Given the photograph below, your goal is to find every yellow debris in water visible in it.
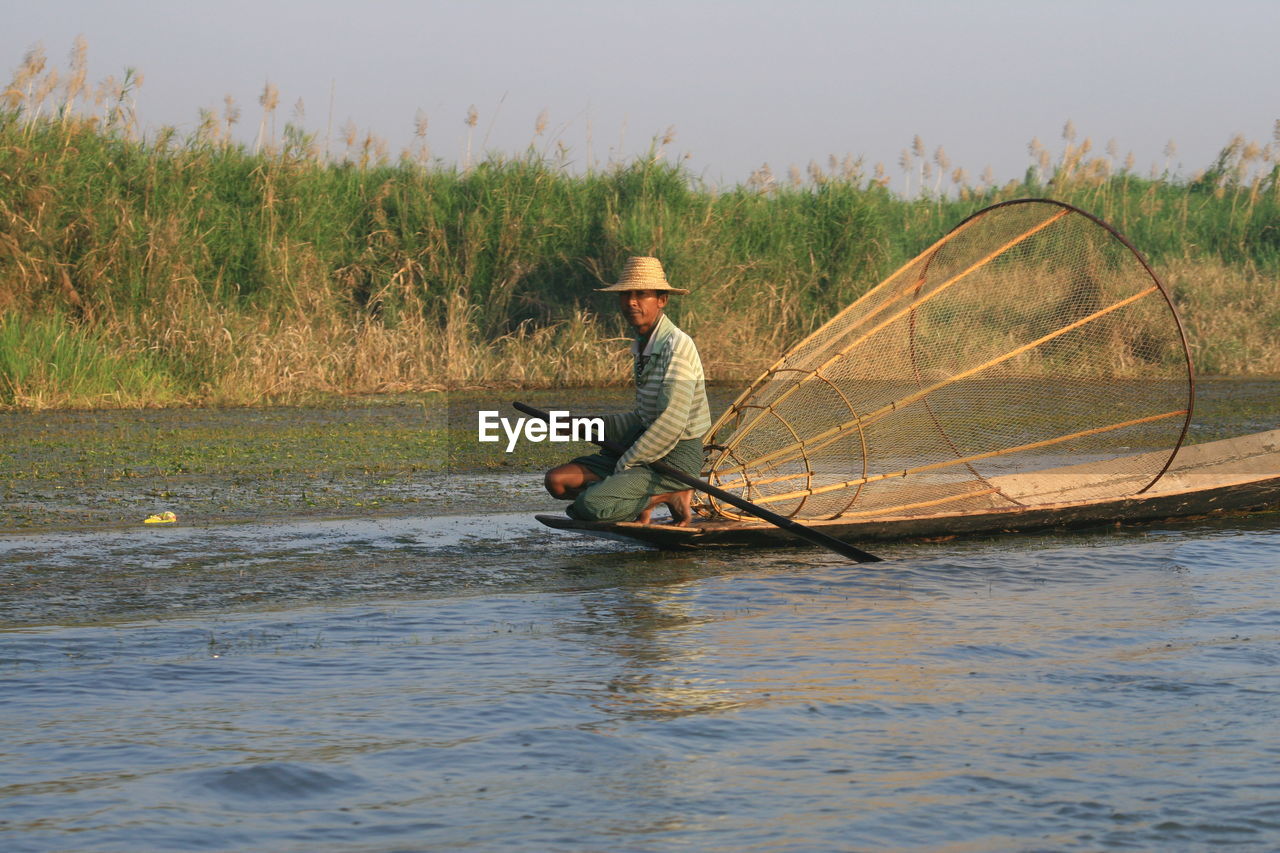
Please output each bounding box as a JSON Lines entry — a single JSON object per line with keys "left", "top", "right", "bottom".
{"left": 144, "top": 511, "right": 178, "bottom": 524}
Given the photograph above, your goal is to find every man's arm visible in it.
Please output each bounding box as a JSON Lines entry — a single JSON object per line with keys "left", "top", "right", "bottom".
{"left": 600, "top": 411, "right": 642, "bottom": 443}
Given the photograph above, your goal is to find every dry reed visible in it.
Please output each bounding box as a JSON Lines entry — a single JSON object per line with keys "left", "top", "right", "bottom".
{"left": 2, "top": 43, "right": 1278, "bottom": 409}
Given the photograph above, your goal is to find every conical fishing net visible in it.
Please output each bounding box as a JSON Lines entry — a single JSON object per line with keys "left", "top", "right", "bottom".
{"left": 701, "top": 199, "right": 1194, "bottom": 521}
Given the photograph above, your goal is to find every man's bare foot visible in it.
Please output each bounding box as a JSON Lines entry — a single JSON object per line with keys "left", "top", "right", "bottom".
{"left": 636, "top": 489, "right": 694, "bottom": 526}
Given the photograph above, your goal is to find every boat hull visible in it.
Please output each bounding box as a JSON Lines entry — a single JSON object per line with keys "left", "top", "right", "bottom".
{"left": 535, "top": 429, "right": 1280, "bottom": 550}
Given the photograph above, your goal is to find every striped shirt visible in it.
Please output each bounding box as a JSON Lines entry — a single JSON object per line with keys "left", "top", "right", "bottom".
{"left": 603, "top": 312, "right": 711, "bottom": 473}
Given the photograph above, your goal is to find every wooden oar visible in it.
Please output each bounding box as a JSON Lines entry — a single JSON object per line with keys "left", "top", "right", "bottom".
{"left": 514, "top": 401, "right": 882, "bottom": 563}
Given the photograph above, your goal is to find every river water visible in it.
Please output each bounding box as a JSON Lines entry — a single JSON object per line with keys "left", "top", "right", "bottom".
{"left": 3, "top": 381, "right": 1280, "bottom": 851}
{"left": 2, "top": 379, "right": 1280, "bottom": 850}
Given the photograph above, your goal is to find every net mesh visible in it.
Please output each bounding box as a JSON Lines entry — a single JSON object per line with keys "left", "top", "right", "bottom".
{"left": 700, "top": 199, "right": 1194, "bottom": 521}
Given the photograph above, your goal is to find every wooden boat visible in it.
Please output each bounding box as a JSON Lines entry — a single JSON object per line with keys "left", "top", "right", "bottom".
{"left": 536, "top": 429, "right": 1280, "bottom": 550}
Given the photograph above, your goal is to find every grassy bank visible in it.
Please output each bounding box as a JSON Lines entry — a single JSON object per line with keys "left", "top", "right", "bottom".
{"left": 2, "top": 50, "right": 1279, "bottom": 408}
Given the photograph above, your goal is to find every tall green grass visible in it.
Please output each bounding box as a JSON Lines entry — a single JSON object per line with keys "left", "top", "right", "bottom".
{"left": 0, "top": 312, "right": 179, "bottom": 407}
{"left": 2, "top": 45, "right": 1278, "bottom": 408}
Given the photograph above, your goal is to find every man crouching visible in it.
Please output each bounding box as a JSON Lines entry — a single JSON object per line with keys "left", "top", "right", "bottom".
{"left": 543, "top": 256, "right": 711, "bottom": 525}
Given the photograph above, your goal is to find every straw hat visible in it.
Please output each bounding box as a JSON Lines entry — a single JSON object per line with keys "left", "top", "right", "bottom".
{"left": 595, "top": 256, "right": 689, "bottom": 294}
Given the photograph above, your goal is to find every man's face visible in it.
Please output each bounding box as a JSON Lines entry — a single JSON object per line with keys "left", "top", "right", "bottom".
{"left": 618, "top": 289, "right": 668, "bottom": 336}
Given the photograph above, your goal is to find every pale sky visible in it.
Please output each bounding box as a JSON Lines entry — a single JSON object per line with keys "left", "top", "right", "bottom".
{"left": 5, "top": 0, "right": 1278, "bottom": 189}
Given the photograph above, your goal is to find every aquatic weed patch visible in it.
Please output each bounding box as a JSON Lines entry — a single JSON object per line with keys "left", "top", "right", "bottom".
{"left": 0, "top": 389, "right": 625, "bottom": 532}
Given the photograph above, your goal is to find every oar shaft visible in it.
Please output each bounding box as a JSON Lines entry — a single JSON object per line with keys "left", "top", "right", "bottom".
{"left": 514, "top": 401, "right": 881, "bottom": 563}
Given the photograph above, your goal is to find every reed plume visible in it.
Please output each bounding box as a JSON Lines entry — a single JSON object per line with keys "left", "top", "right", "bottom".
{"left": 2, "top": 40, "right": 1278, "bottom": 408}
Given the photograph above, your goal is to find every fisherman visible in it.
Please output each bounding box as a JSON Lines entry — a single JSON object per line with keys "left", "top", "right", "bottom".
{"left": 543, "top": 256, "right": 711, "bottom": 525}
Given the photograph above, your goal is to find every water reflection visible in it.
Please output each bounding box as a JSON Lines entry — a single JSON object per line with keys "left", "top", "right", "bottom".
{"left": 4, "top": 513, "right": 1278, "bottom": 850}
{"left": 572, "top": 579, "right": 751, "bottom": 720}
{"left": 563, "top": 533, "right": 1220, "bottom": 732}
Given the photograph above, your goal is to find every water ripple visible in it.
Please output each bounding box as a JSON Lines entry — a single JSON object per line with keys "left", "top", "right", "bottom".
{"left": 3, "top": 518, "right": 1279, "bottom": 851}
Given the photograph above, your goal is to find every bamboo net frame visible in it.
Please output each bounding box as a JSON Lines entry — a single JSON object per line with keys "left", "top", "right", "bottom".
{"left": 699, "top": 199, "right": 1195, "bottom": 522}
